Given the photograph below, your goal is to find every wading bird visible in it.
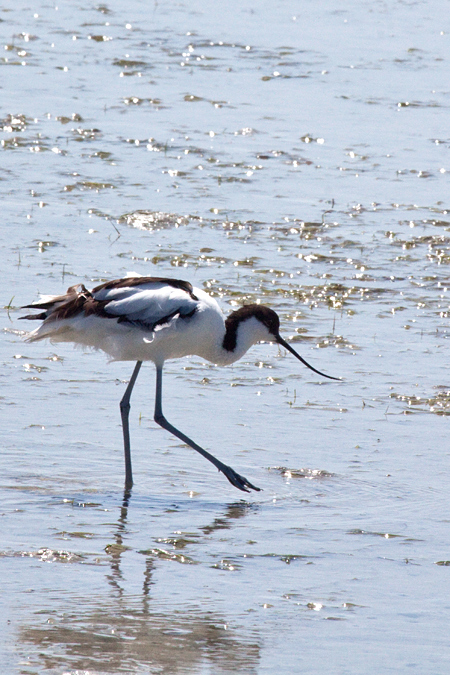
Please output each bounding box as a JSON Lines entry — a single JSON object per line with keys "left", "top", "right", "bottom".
{"left": 21, "top": 276, "right": 338, "bottom": 492}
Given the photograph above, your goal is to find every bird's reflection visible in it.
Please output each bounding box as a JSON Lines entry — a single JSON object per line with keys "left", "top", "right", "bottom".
{"left": 202, "top": 501, "right": 260, "bottom": 535}
{"left": 18, "top": 489, "right": 260, "bottom": 673}
{"left": 105, "top": 488, "right": 138, "bottom": 598}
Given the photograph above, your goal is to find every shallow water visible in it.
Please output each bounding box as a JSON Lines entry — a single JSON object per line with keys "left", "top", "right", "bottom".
{"left": 2, "top": 0, "right": 450, "bottom": 673}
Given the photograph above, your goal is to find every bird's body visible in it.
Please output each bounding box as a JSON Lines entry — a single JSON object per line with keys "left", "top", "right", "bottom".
{"left": 21, "top": 275, "right": 338, "bottom": 493}
{"left": 22, "top": 277, "right": 275, "bottom": 366}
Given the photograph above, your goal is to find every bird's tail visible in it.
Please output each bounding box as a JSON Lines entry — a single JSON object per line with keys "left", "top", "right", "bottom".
{"left": 19, "top": 284, "right": 91, "bottom": 342}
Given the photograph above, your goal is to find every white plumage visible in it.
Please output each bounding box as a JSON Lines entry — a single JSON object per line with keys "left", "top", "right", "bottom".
{"left": 21, "top": 276, "right": 338, "bottom": 493}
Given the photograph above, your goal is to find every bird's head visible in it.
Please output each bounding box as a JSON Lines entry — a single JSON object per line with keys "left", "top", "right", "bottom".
{"left": 225, "top": 304, "right": 339, "bottom": 380}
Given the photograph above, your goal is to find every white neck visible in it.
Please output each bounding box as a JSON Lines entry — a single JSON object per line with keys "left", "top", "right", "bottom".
{"left": 200, "top": 316, "right": 274, "bottom": 366}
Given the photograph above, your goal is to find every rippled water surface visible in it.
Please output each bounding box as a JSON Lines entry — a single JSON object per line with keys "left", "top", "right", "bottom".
{"left": 2, "top": 1, "right": 450, "bottom": 673}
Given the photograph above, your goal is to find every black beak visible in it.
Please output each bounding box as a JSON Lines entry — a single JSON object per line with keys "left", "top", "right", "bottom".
{"left": 276, "top": 335, "right": 340, "bottom": 381}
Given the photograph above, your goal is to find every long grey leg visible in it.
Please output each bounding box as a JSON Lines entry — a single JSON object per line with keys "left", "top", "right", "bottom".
{"left": 153, "top": 365, "right": 260, "bottom": 493}
{"left": 120, "top": 360, "right": 142, "bottom": 490}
